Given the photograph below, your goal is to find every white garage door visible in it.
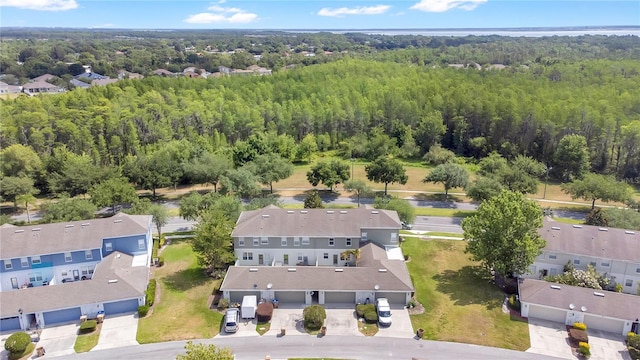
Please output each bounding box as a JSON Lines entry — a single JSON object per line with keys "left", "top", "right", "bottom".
{"left": 584, "top": 314, "right": 624, "bottom": 334}
{"left": 528, "top": 305, "right": 566, "bottom": 323}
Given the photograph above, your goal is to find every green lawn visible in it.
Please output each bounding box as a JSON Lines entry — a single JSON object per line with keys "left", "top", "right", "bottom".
{"left": 74, "top": 327, "right": 100, "bottom": 353}
{"left": 137, "top": 240, "right": 223, "bottom": 343}
{"left": 414, "top": 207, "right": 476, "bottom": 218}
{"left": 403, "top": 238, "right": 530, "bottom": 351}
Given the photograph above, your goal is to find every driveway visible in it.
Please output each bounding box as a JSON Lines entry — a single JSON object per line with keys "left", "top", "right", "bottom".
{"left": 36, "top": 322, "right": 79, "bottom": 358}
{"left": 92, "top": 313, "right": 139, "bottom": 350}
{"left": 376, "top": 305, "right": 414, "bottom": 338}
{"left": 527, "top": 318, "right": 631, "bottom": 360}
{"left": 263, "top": 304, "right": 361, "bottom": 337}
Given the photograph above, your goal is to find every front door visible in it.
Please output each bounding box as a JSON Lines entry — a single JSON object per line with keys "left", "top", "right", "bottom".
{"left": 73, "top": 270, "right": 80, "bottom": 281}
{"left": 283, "top": 254, "right": 289, "bottom": 265}
{"left": 333, "top": 254, "right": 338, "bottom": 265}
{"left": 258, "top": 254, "right": 264, "bottom": 265}
{"left": 11, "top": 277, "right": 18, "bottom": 289}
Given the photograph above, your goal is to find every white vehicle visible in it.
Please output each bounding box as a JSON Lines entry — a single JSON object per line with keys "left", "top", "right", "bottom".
{"left": 376, "top": 297, "right": 392, "bottom": 326}
{"left": 224, "top": 308, "right": 240, "bottom": 333}
{"left": 401, "top": 222, "right": 413, "bottom": 230}
{"left": 241, "top": 295, "right": 257, "bottom": 319}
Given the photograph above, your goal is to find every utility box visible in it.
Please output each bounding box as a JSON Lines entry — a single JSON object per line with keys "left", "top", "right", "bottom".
{"left": 241, "top": 295, "right": 257, "bottom": 319}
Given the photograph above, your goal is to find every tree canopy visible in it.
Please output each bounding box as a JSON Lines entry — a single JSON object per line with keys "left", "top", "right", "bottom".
{"left": 365, "top": 156, "right": 408, "bottom": 196}
{"left": 561, "top": 173, "right": 632, "bottom": 209}
{"left": 422, "top": 162, "right": 469, "bottom": 201}
{"left": 306, "top": 159, "right": 350, "bottom": 192}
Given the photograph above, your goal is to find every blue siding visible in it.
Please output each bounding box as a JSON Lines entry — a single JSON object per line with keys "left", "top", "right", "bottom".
{"left": 43, "top": 307, "right": 81, "bottom": 325}
{"left": 0, "top": 317, "right": 20, "bottom": 332}
{"left": 104, "top": 299, "right": 139, "bottom": 315}
{"left": 1, "top": 249, "right": 101, "bottom": 274}
{"left": 0, "top": 258, "right": 22, "bottom": 273}
{"left": 103, "top": 234, "right": 147, "bottom": 256}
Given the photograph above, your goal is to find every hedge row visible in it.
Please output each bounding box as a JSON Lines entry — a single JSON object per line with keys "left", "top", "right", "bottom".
{"left": 146, "top": 279, "right": 157, "bottom": 307}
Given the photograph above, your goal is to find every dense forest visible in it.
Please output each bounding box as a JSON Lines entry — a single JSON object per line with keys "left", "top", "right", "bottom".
{"left": 1, "top": 32, "right": 640, "bottom": 206}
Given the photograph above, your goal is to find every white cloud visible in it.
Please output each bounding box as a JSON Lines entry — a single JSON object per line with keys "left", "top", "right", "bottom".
{"left": 0, "top": 0, "right": 78, "bottom": 11}
{"left": 318, "top": 5, "right": 391, "bottom": 17}
{"left": 410, "top": 0, "right": 487, "bottom": 12}
{"left": 185, "top": 7, "right": 258, "bottom": 24}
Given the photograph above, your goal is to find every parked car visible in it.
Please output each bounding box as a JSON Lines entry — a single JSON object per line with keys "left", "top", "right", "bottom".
{"left": 401, "top": 222, "right": 413, "bottom": 230}
{"left": 376, "top": 298, "right": 392, "bottom": 326}
{"left": 224, "top": 308, "right": 240, "bottom": 333}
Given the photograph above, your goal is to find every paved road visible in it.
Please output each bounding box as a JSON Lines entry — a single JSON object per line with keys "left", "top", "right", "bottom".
{"left": 60, "top": 334, "right": 563, "bottom": 360}
{"left": 412, "top": 216, "right": 464, "bottom": 234}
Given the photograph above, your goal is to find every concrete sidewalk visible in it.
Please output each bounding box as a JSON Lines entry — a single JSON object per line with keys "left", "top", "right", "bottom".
{"left": 93, "top": 313, "right": 139, "bottom": 350}
{"left": 36, "top": 322, "right": 79, "bottom": 358}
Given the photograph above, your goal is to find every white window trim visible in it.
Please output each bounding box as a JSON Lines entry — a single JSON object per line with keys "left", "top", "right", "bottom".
{"left": 85, "top": 250, "right": 93, "bottom": 260}
{"left": 302, "top": 237, "right": 310, "bottom": 245}
{"left": 64, "top": 252, "right": 72, "bottom": 262}
{"left": 600, "top": 261, "right": 610, "bottom": 267}
{"left": 21, "top": 257, "right": 29, "bottom": 267}
{"left": 281, "top": 239, "right": 287, "bottom": 246}
{"left": 4, "top": 261, "right": 12, "bottom": 270}
{"left": 548, "top": 254, "right": 557, "bottom": 260}
{"left": 573, "top": 259, "right": 580, "bottom": 265}
{"left": 328, "top": 238, "right": 334, "bottom": 246}
{"left": 105, "top": 242, "right": 113, "bottom": 252}
{"left": 346, "top": 238, "right": 352, "bottom": 246}
{"left": 242, "top": 252, "right": 253, "bottom": 261}
{"left": 323, "top": 253, "right": 329, "bottom": 259}
{"left": 31, "top": 256, "right": 41, "bottom": 265}
{"left": 238, "top": 239, "right": 245, "bottom": 247}
{"left": 294, "top": 238, "right": 300, "bottom": 246}
{"left": 261, "top": 237, "right": 269, "bottom": 245}
{"left": 625, "top": 279, "right": 633, "bottom": 287}
{"left": 253, "top": 238, "right": 259, "bottom": 246}
{"left": 138, "top": 239, "right": 145, "bottom": 250}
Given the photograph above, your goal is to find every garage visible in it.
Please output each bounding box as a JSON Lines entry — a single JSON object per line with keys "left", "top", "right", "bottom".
{"left": 230, "top": 291, "right": 261, "bottom": 303}
{"left": 584, "top": 314, "right": 625, "bottom": 334}
{"left": 104, "top": 299, "right": 139, "bottom": 315}
{"left": 0, "top": 317, "right": 20, "bottom": 332}
{"left": 527, "top": 305, "right": 567, "bottom": 323}
{"left": 275, "top": 291, "right": 305, "bottom": 304}
{"left": 375, "top": 292, "right": 407, "bottom": 305}
{"left": 43, "top": 307, "right": 81, "bottom": 326}
{"left": 324, "top": 291, "right": 355, "bottom": 304}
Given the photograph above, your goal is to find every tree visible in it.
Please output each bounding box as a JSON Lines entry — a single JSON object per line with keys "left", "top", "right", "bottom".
{"left": 48, "top": 153, "right": 114, "bottom": 197}
{"left": 422, "top": 162, "right": 469, "bottom": 201}
{"left": 585, "top": 207, "right": 608, "bottom": 227}
{"left": 89, "top": 177, "right": 138, "bottom": 214}
{"left": 176, "top": 341, "right": 233, "bottom": 360}
{"left": 296, "top": 134, "right": 318, "bottom": 163}
{"left": 462, "top": 190, "right": 545, "bottom": 277}
{"left": 561, "top": 173, "right": 632, "bottom": 209}
{"left": 414, "top": 111, "right": 446, "bottom": 154}
{"left": 16, "top": 193, "right": 37, "bottom": 224}
{"left": 149, "top": 204, "right": 169, "bottom": 238}
{"left": 191, "top": 209, "right": 235, "bottom": 272}
{"left": 247, "top": 153, "right": 294, "bottom": 193}
{"left": 303, "top": 190, "right": 324, "bottom": 208}
{"left": 219, "top": 168, "right": 261, "bottom": 198}
{"left": 306, "top": 159, "right": 350, "bottom": 192}
{"left": 125, "top": 153, "right": 173, "bottom": 198}
{"left": 365, "top": 157, "right": 408, "bottom": 196}
{"left": 465, "top": 177, "right": 503, "bottom": 203}
{"left": 554, "top": 134, "right": 591, "bottom": 181}
{"left": 604, "top": 208, "right": 640, "bottom": 230}
{"left": 0, "top": 144, "right": 42, "bottom": 178}
{"left": 183, "top": 152, "right": 232, "bottom": 192}
{"left": 373, "top": 196, "right": 415, "bottom": 224}
{"left": 344, "top": 179, "right": 372, "bottom": 207}
{"left": 41, "top": 198, "right": 97, "bottom": 223}
{"left": 179, "top": 192, "right": 242, "bottom": 222}
{"left": 0, "top": 176, "right": 39, "bottom": 207}
{"left": 423, "top": 144, "right": 455, "bottom": 165}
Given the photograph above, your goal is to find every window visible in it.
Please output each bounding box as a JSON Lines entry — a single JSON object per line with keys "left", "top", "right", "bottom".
{"left": 361, "top": 232, "right": 367, "bottom": 241}
{"left": 294, "top": 238, "right": 300, "bottom": 246}
{"left": 324, "top": 253, "right": 329, "bottom": 259}
{"left": 281, "top": 238, "right": 287, "bottom": 246}
{"left": 626, "top": 279, "right": 633, "bottom": 287}
{"left": 548, "top": 254, "right": 557, "bottom": 260}
{"left": 391, "top": 233, "right": 397, "bottom": 243}
{"left": 589, "top": 261, "right": 596, "bottom": 267}
{"left": 253, "top": 237, "right": 259, "bottom": 246}
{"left": 600, "top": 261, "right": 610, "bottom": 267}
{"left": 636, "top": 267, "right": 640, "bottom": 274}
{"left": 21, "top": 258, "right": 28, "bottom": 267}
{"left": 242, "top": 252, "right": 253, "bottom": 261}
{"left": 31, "top": 256, "right": 41, "bottom": 265}
{"left": 297, "top": 254, "right": 303, "bottom": 261}
{"left": 573, "top": 259, "right": 580, "bottom": 265}
{"left": 105, "top": 242, "right": 113, "bottom": 252}
{"left": 138, "top": 239, "right": 145, "bottom": 250}
{"left": 329, "top": 238, "right": 334, "bottom": 246}
{"left": 302, "top": 237, "right": 310, "bottom": 245}
{"left": 61, "top": 271, "right": 68, "bottom": 276}
{"left": 28, "top": 272, "right": 43, "bottom": 282}
{"left": 64, "top": 252, "right": 72, "bottom": 262}
{"left": 283, "top": 254, "right": 289, "bottom": 265}
{"left": 81, "top": 266, "right": 94, "bottom": 276}
{"left": 261, "top": 237, "right": 269, "bottom": 245}
{"left": 4, "top": 261, "right": 12, "bottom": 270}
{"left": 346, "top": 238, "right": 352, "bottom": 246}
{"left": 238, "top": 238, "right": 245, "bottom": 247}
{"left": 85, "top": 250, "right": 93, "bottom": 260}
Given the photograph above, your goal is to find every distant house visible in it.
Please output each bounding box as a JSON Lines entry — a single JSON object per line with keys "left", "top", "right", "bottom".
{"left": 519, "top": 278, "right": 640, "bottom": 335}
{"left": 69, "top": 79, "right": 91, "bottom": 89}
{"left": 22, "top": 81, "right": 64, "bottom": 95}
{"left": 30, "top": 74, "right": 55, "bottom": 83}
{"left": 117, "top": 70, "right": 143, "bottom": 80}
{"left": 75, "top": 72, "right": 108, "bottom": 81}
{"left": 486, "top": 64, "right": 506, "bottom": 70}
{"left": 0, "top": 81, "right": 21, "bottom": 95}
{"left": 91, "top": 79, "right": 118, "bottom": 87}
{"left": 218, "top": 66, "right": 232, "bottom": 75}
{"left": 152, "top": 69, "right": 176, "bottom": 77}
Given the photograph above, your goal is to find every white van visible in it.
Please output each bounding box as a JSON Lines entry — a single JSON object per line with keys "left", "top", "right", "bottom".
{"left": 376, "top": 298, "right": 392, "bottom": 326}
{"left": 224, "top": 308, "right": 240, "bottom": 333}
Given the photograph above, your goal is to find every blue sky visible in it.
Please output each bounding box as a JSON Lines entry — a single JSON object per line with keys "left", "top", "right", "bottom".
{"left": 0, "top": 0, "right": 638, "bottom": 29}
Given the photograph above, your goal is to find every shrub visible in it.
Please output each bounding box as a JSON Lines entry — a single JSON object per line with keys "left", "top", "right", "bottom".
{"left": 217, "top": 298, "right": 229, "bottom": 310}
{"left": 578, "top": 346, "right": 591, "bottom": 357}
{"left": 508, "top": 294, "right": 521, "bottom": 311}
{"left": 303, "top": 305, "right": 326, "bottom": 331}
{"left": 573, "top": 322, "right": 587, "bottom": 331}
{"left": 138, "top": 305, "right": 149, "bottom": 317}
{"left": 256, "top": 302, "right": 273, "bottom": 323}
{"left": 79, "top": 320, "right": 97, "bottom": 334}
{"left": 4, "top": 332, "right": 30, "bottom": 355}
{"left": 356, "top": 303, "right": 375, "bottom": 318}
{"left": 628, "top": 332, "right": 637, "bottom": 340}
{"left": 146, "top": 279, "right": 157, "bottom": 306}
{"left": 579, "top": 341, "right": 590, "bottom": 350}
{"left": 629, "top": 335, "right": 640, "bottom": 360}
{"left": 158, "top": 256, "right": 165, "bottom": 267}
{"left": 364, "top": 310, "right": 378, "bottom": 324}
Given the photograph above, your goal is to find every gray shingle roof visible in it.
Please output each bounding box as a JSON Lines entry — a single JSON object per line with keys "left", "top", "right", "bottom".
{"left": 0, "top": 213, "right": 151, "bottom": 259}
{"left": 0, "top": 251, "right": 148, "bottom": 318}
{"left": 519, "top": 278, "right": 640, "bottom": 321}
{"left": 232, "top": 206, "right": 401, "bottom": 238}
{"left": 539, "top": 220, "right": 640, "bottom": 262}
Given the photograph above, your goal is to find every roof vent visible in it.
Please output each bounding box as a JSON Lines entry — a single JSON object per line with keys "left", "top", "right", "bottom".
{"left": 114, "top": 219, "right": 122, "bottom": 223}
{"left": 334, "top": 268, "right": 344, "bottom": 272}
{"left": 371, "top": 210, "right": 379, "bottom": 214}
{"left": 287, "top": 268, "right": 296, "bottom": 272}
{"left": 287, "top": 210, "right": 294, "bottom": 214}
{"left": 550, "top": 285, "right": 561, "bottom": 290}
{"left": 108, "top": 279, "right": 118, "bottom": 284}
{"left": 551, "top": 226, "right": 561, "bottom": 230}
{"left": 300, "top": 210, "right": 308, "bottom": 214}
{"left": 326, "top": 210, "right": 334, "bottom": 214}
{"left": 593, "top": 292, "right": 605, "bottom": 297}
{"left": 116, "top": 254, "right": 121, "bottom": 258}
{"left": 625, "top": 230, "right": 635, "bottom": 235}
{"left": 65, "top": 224, "right": 74, "bottom": 228}
{"left": 14, "top": 229, "right": 24, "bottom": 233}
{"left": 339, "top": 210, "right": 348, "bottom": 214}
{"left": 598, "top": 227, "right": 608, "bottom": 231}
{"left": 378, "top": 269, "right": 388, "bottom": 273}
{"left": 572, "top": 225, "right": 582, "bottom": 228}
{"left": 262, "top": 214, "right": 269, "bottom": 218}
{"left": 249, "top": 268, "right": 258, "bottom": 272}
{"left": 81, "top": 223, "right": 90, "bottom": 227}
{"left": 31, "top": 228, "right": 41, "bottom": 231}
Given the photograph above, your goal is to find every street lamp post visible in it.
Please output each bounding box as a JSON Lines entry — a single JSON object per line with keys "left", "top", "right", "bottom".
{"left": 543, "top": 166, "right": 552, "bottom": 199}
{"left": 350, "top": 158, "right": 355, "bottom": 179}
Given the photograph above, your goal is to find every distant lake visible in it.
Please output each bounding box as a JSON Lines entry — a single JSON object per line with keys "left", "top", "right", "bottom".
{"left": 286, "top": 28, "right": 639, "bottom": 37}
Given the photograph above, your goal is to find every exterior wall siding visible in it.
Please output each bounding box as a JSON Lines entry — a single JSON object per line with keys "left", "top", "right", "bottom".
{"left": 234, "top": 249, "right": 346, "bottom": 267}
{"left": 102, "top": 234, "right": 147, "bottom": 257}
{"left": 361, "top": 228, "right": 398, "bottom": 246}
{"left": 234, "top": 236, "right": 359, "bottom": 250}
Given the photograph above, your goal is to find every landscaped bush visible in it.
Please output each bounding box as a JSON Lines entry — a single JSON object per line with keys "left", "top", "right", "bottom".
{"left": 4, "top": 332, "right": 30, "bottom": 355}
{"left": 364, "top": 310, "right": 378, "bottom": 324}
{"left": 628, "top": 334, "right": 640, "bottom": 360}
{"left": 256, "top": 302, "right": 273, "bottom": 323}
{"left": 573, "top": 322, "right": 588, "bottom": 331}
{"left": 578, "top": 342, "right": 591, "bottom": 357}
{"left": 146, "top": 279, "right": 157, "bottom": 306}
{"left": 303, "top": 305, "right": 326, "bottom": 331}
{"left": 217, "top": 298, "right": 229, "bottom": 310}
{"left": 356, "top": 303, "right": 375, "bottom": 318}
{"left": 79, "top": 320, "right": 97, "bottom": 334}
{"left": 628, "top": 332, "right": 636, "bottom": 340}
{"left": 158, "top": 256, "right": 165, "bottom": 267}
{"left": 138, "top": 305, "right": 149, "bottom": 317}
{"left": 508, "top": 294, "right": 521, "bottom": 311}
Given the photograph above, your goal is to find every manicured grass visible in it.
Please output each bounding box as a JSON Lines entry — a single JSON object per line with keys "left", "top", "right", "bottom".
{"left": 136, "top": 240, "right": 223, "bottom": 343}
{"left": 74, "top": 325, "right": 101, "bottom": 353}
{"left": 8, "top": 343, "right": 35, "bottom": 360}
{"left": 403, "top": 238, "right": 530, "bottom": 351}
{"left": 424, "top": 232, "right": 464, "bottom": 238}
{"left": 358, "top": 320, "right": 379, "bottom": 336}
{"left": 414, "top": 207, "right": 476, "bottom": 218}
{"left": 553, "top": 217, "right": 585, "bottom": 225}
{"left": 256, "top": 322, "right": 271, "bottom": 336}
